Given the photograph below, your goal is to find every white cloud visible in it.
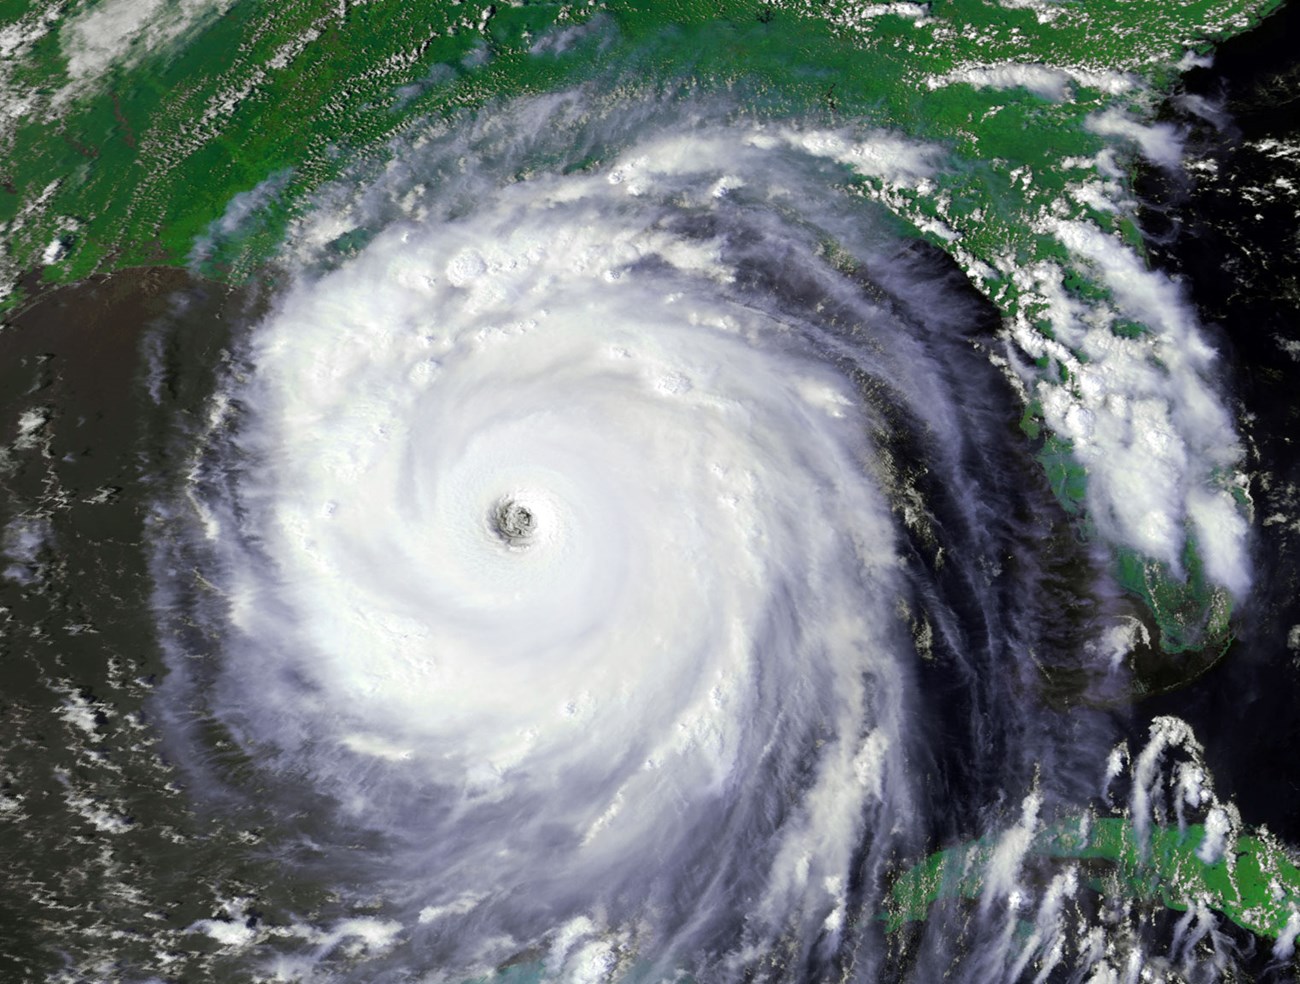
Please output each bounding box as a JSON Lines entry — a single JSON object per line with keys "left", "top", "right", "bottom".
{"left": 1087, "top": 109, "right": 1185, "bottom": 169}
{"left": 929, "top": 63, "right": 1136, "bottom": 102}
{"left": 1020, "top": 219, "right": 1249, "bottom": 596}
{"left": 60, "top": 0, "right": 234, "bottom": 90}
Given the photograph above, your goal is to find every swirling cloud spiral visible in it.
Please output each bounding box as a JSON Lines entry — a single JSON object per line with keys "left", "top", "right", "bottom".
{"left": 159, "top": 96, "right": 1139, "bottom": 981}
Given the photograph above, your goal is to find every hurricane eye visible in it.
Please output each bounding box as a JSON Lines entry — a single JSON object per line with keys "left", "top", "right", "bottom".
{"left": 492, "top": 498, "right": 537, "bottom": 546}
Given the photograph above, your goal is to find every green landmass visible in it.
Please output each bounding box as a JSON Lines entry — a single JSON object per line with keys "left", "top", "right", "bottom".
{"left": 887, "top": 816, "right": 1300, "bottom": 943}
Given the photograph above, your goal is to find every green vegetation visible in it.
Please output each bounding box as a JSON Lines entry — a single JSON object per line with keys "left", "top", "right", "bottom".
{"left": 0, "top": 0, "right": 1283, "bottom": 294}
{"left": 886, "top": 817, "right": 1300, "bottom": 942}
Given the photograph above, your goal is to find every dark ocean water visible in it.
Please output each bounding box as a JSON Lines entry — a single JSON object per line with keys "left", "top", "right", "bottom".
{"left": 1135, "top": 0, "right": 1300, "bottom": 848}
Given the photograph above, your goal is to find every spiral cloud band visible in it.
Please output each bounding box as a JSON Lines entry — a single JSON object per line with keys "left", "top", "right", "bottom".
{"left": 157, "top": 94, "right": 1250, "bottom": 981}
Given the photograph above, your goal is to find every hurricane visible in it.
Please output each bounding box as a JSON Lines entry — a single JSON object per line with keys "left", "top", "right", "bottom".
{"left": 2, "top": 2, "right": 1298, "bottom": 983}
{"left": 163, "top": 99, "right": 942, "bottom": 982}
{"left": 133, "top": 88, "right": 1252, "bottom": 982}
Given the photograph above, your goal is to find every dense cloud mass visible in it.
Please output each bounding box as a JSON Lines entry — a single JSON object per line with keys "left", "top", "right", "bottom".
{"left": 146, "top": 94, "right": 1256, "bottom": 981}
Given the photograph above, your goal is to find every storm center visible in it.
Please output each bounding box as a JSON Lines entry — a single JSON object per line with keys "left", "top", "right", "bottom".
{"left": 492, "top": 496, "right": 539, "bottom": 547}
